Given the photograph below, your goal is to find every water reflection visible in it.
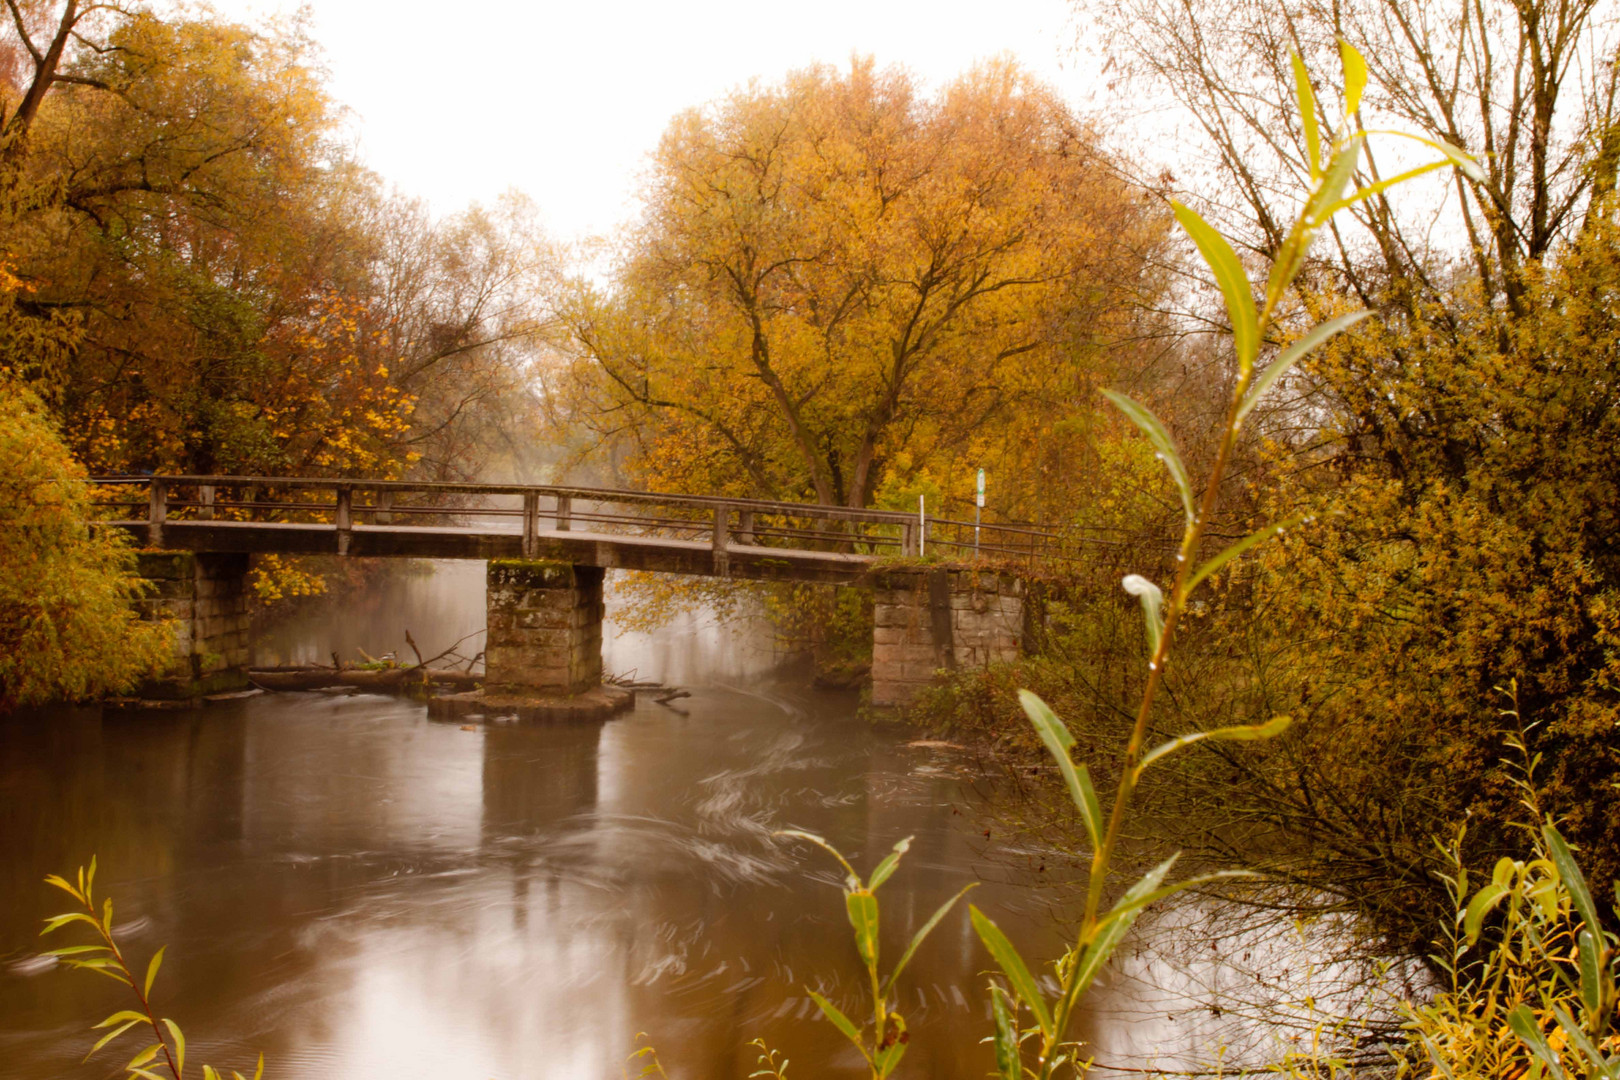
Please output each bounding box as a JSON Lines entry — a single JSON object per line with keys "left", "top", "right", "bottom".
{"left": 0, "top": 686, "right": 1081, "bottom": 1079}
{"left": 0, "top": 549, "right": 1394, "bottom": 1078}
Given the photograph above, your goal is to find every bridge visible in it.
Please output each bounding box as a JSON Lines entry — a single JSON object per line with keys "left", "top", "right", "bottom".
{"left": 96, "top": 476, "right": 1061, "bottom": 713}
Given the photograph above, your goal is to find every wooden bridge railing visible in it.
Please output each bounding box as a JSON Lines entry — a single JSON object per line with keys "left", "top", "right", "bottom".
{"left": 91, "top": 475, "right": 1076, "bottom": 567}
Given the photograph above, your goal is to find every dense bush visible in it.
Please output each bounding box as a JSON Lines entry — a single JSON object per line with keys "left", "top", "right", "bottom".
{"left": 0, "top": 370, "right": 167, "bottom": 710}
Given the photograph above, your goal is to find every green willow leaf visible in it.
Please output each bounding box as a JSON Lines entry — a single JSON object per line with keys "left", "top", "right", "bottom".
{"left": 126, "top": 1043, "right": 163, "bottom": 1073}
{"left": 1544, "top": 824, "right": 1601, "bottom": 934}
{"left": 774, "top": 829, "right": 860, "bottom": 888}
{"left": 1236, "top": 311, "right": 1370, "bottom": 425}
{"left": 1094, "top": 869, "right": 1258, "bottom": 941}
{"left": 847, "top": 891, "right": 880, "bottom": 968}
{"left": 970, "top": 905, "right": 1052, "bottom": 1037}
{"left": 43, "top": 944, "right": 109, "bottom": 958}
{"left": 1100, "top": 390, "right": 1194, "bottom": 523}
{"left": 83, "top": 1019, "right": 141, "bottom": 1062}
{"left": 94, "top": 1010, "right": 150, "bottom": 1029}
{"left": 1339, "top": 39, "right": 1367, "bottom": 116}
{"left": 1419, "top": 1032, "right": 1460, "bottom": 1080}
{"left": 1508, "top": 1004, "right": 1568, "bottom": 1079}
{"left": 1305, "top": 138, "right": 1364, "bottom": 226}
{"left": 144, "top": 945, "right": 166, "bottom": 998}
{"left": 1315, "top": 159, "right": 1454, "bottom": 221}
{"left": 808, "top": 990, "right": 864, "bottom": 1051}
{"left": 77, "top": 963, "right": 134, "bottom": 986}
{"left": 1578, "top": 928, "right": 1603, "bottom": 1015}
{"left": 1019, "top": 691, "right": 1103, "bottom": 851}
{"left": 1187, "top": 517, "right": 1303, "bottom": 593}
{"left": 882, "top": 883, "right": 977, "bottom": 998}
{"left": 1463, "top": 883, "right": 1510, "bottom": 945}
{"left": 1552, "top": 1005, "right": 1607, "bottom": 1066}
{"left": 1292, "top": 52, "right": 1321, "bottom": 178}
{"left": 162, "top": 1018, "right": 185, "bottom": 1076}
{"left": 1068, "top": 859, "right": 1180, "bottom": 1003}
{"left": 40, "top": 912, "right": 98, "bottom": 935}
{"left": 868, "top": 837, "right": 912, "bottom": 892}
{"left": 1365, "top": 129, "right": 1485, "bottom": 181}
{"left": 43, "top": 873, "right": 82, "bottom": 901}
{"left": 1139, "top": 716, "right": 1292, "bottom": 773}
{"left": 1122, "top": 574, "right": 1165, "bottom": 655}
{"left": 875, "top": 1017, "right": 909, "bottom": 1078}
{"left": 1171, "top": 202, "right": 1259, "bottom": 371}
{"left": 990, "top": 984, "right": 1020, "bottom": 1080}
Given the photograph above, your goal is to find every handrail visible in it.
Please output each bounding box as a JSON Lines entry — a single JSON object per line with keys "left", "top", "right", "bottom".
{"left": 90, "top": 474, "right": 921, "bottom": 524}
{"left": 90, "top": 474, "right": 1100, "bottom": 565}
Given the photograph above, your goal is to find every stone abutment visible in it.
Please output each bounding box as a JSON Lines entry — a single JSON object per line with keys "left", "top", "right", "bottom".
{"left": 135, "top": 551, "right": 252, "bottom": 700}
{"left": 870, "top": 567, "right": 1025, "bottom": 709}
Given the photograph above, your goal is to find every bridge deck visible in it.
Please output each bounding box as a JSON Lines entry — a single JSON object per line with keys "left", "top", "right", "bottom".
{"left": 112, "top": 520, "right": 876, "bottom": 584}
{"left": 95, "top": 475, "right": 1067, "bottom": 584}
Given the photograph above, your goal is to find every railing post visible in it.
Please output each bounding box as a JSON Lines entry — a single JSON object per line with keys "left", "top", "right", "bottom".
{"left": 523, "top": 491, "right": 539, "bottom": 557}
{"left": 376, "top": 490, "right": 393, "bottom": 525}
{"left": 737, "top": 509, "right": 755, "bottom": 545}
{"left": 336, "top": 486, "right": 352, "bottom": 556}
{"left": 902, "top": 521, "right": 916, "bottom": 558}
{"left": 555, "top": 494, "right": 571, "bottom": 532}
{"left": 712, "top": 503, "right": 731, "bottom": 577}
{"left": 712, "top": 504, "right": 731, "bottom": 550}
{"left": 200, "top": 484, "right": 215, "bottom": 521}
{"left": 148, "top": 477, "right": 167, "bottom": 548}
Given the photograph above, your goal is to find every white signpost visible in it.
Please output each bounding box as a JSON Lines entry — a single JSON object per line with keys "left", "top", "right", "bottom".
{"left": 975, "top": 468, "right": 985, "bottom": 558}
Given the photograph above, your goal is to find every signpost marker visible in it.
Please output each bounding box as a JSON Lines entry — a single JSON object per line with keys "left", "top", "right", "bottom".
{"left": 975, "top": 469, "right": 985, "bottom": 559}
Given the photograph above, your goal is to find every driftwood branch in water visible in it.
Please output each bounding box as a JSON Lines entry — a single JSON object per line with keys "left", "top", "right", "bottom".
{"left": 251, "top": 628, "right": 489, "bottom": 693}
{"left": 248, "top": 667, "right": 481, "bottom": 692}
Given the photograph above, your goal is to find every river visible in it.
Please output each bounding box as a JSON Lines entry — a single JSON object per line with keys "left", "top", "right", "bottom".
{"left": 0, "top": 563, "right": 1380, "bottom": 1078}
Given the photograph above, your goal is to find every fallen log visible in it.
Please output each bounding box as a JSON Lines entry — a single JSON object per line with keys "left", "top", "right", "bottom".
{"left": 248, "top": 667, "right": 481, "bottom": 692}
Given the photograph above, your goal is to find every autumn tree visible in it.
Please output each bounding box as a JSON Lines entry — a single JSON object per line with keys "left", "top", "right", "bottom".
{"left": 0, "top": 362, "right": 167, "bottom": 710}
{"left": 0, "top": 3, "right": 556, "bottom": 481}
{"left": 1046, "top": 0, "right": 1620, "bottom": 960}
{"left": 561, "top": 58, "right": 1170, "bottom": 516}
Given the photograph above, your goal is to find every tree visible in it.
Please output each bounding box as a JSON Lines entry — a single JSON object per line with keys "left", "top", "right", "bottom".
{"left": 1, "top": 3, "right": 557, "bottom": 481}
{"left": 0, "top": 361, "right": 167, "bottom": 710}
{"left": 562, "top": 57, "right": 1170, "bottom": 513}
{"left": 1090, "top": 0, "right": 1620, "bottom": 311}
{"left": 1068, "top": 0, "right": 1620, "bottom": 961}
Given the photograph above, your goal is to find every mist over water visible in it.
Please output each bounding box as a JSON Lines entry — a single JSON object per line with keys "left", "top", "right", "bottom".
{"left": 255, "top": 561, "right": 784, "bottom": 686}
{"left": 0, "top": 562, "right": 1379, "bottom": 1078}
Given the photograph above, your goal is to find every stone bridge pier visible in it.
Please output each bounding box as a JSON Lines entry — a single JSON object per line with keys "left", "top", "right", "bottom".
{"left": 484, "top": 560, "right": 604, "bottom": 694}
{"left": 429, "top": 559, "right": 632, "bottom": 722}
{"left": 124, "top": 547, "right": 1026, "bottom": 716}
{"left": 870, "top": 567, "right": 1026, "bottom": 709}
{"left": 135, "top": 552, "right": 252, "bottom": 700}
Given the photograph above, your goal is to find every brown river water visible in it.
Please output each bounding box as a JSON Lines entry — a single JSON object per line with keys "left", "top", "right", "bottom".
{"left": 0, "top": 564, "right": 1374, "bottom": 1079}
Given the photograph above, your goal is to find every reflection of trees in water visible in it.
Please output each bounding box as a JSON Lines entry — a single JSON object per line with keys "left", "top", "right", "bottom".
{"left": 0, "top": 708, "right": 249, "bottom": 932}
{"left": 1073, "top": 899, "right": 1425, "bottom": 1074}
{"left": 956, "top": 757, "right": 1424, "bottom": 1074}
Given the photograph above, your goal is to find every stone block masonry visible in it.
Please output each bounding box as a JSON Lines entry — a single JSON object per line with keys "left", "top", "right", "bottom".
{"left": 870, "top": 567, "right": 1025, "bottom": 709}
{"left": 135, "top": 552, "right": 251, "bottom": 699}
{"left": 485, "top": 560, "right": 605, "bottom": 695}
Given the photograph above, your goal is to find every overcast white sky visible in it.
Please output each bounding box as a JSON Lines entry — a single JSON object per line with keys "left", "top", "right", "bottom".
{"left": 212, "top": 0, "right": 1095, "bottom": 243}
